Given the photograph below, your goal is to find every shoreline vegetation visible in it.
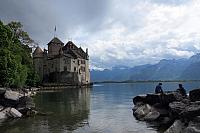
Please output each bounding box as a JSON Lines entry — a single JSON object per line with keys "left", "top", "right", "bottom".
{"left": 93, "top": 79, "right": 200, "bottom": 84}
{"left": 0, "top": 21, "right": 40, "bottom": 89}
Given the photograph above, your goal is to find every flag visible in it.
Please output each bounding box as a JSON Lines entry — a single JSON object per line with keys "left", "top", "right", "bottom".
{"left": 54, "top": 26, "right": 56, "bottom": 32}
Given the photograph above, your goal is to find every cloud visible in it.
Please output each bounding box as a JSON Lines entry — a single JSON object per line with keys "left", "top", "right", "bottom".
{"left": 1, "top": 0, "right": 200, "bottom": 69}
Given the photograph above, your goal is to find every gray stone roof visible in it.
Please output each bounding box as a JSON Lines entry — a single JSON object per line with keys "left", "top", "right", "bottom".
{"left": 33, "top": 46, "right": 44, "bottom": 57}
{"left": 33, "top": 46, "right": 43, "bottom": 54}
{"left": 47, "top": 37, "right": 64, "bottom": 45}
{"left": 62, "top": 41, "right": 87, "bottom": 59}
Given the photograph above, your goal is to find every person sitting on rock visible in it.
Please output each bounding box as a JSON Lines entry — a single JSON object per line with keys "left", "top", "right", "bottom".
{"left": 177, "top": 84, "right": 186, "bottom": 97}
{"left": 155, "top": 83, "right": 164, "bottom": 94}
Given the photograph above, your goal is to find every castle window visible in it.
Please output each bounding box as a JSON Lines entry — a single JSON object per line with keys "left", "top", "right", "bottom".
{"left": 79, "top": 69, "right": 81, "bottom": 74}
{"left": 81, "top": 60, "right": 85, "bottom": 64}
{"left": 74, "top": 67, "right": 76, "bottom": 72}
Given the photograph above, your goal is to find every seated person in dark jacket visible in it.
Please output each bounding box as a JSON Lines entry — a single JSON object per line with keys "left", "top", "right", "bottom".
{"left": 177, "top": 84, "right": 186, "bottom": 97}
{"left": 155, "top": 83, "right": 163, "bottom": 94}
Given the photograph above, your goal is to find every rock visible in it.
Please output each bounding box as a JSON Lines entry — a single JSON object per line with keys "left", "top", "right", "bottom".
{"left": 190, "top": 89, "right": 200, "bottom": 102}
{"left": 134, "top": 104, "right": 151, "bottom": 119}
{"left": 4, "top": 90, "right": 20, "bottom": 101}
{"left": 133, "top": 95, "right": 146, "bottom": 105}
{"left": 0, "top": 106, "right": 3, "bottom": 111}
{"left": 26, "top": 109, "right": 38, "bottom": 117}
{"left": 169, "top": 101, "right": 200, "bottom": 120}
{"left": 145, "top": 92, "right": 182, "bottom": 106}
{"left": 153, "top": 107, "right": 169, "bottom": 117}
{"left": 0, "top": 112, "right": 7, "bottom": 119}
{"left": 169, "top": 101, "right": 188, "bottom": 117}
{"left": 0, "top": 109, "right": 7, "bottom": 119}
{"left": 18, "top": 96, "right": 35, "bottom": 109}
{"left": 0, "top": 88, "right": 6, "bottom": 96}
{"left": 132, "top": 102, "right": 144, "bottom": 112}
{"left": 164, "top": 120, "right": 185, "bottom": 133}
{"left": 183, "top": 118, "right": 200, "bottom": 133}
{"left": 1, "top": 107, "right": 11, "bottom": 117}
{"left": 9, "top": 108, "right": 22, "bottom": 118}
{"left": 161, "top": 117, "right": 172, "bottom": 125}
{"left": 146, "top": 94, "right": 160, "bottom": 105}
{"left": 180, "top": 101, "right": 200, "bottom": 119}
{"left": 16, "top": 96, "right": 35, "bottom": 115}
{"left": 183, "top": 127, "right": 200, "bottom": 133}
{"left": 144, "top": 111, "right": 160, "bottom": 121}
{"left": 0, "top": 107, "right": 22, "bottom": 118}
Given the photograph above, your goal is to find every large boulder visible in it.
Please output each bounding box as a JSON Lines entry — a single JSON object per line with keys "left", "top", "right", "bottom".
{"left": 190, "top": 89, "right": 200, "bottom": 102}
{"left": 134, "top": 104, "right": 151, "bottom": 120}
{"left": 183, "top": 116, "right": 200, "bottom": 133}
{"left": 0, "top": 109, "right": 8, "bottom": 119}
{"left": 140, "top": 92, "right": 183, "bottom": 106}
{"left": 180, "top": 101, "right": 200, "bottom": 119}
{"left": 133, "top": 95, "right": 146, "bottom": 105}
{"left": 143, "top": 111, "right": 160, "bottom": 121}
{"left": 17, "top": 96, "right": 35, "bottom": 115}
{"left": 152, "top": 105, "right": 169, "bottom": 117}
{"left": 4, "top": 90, "right": 20, "bottom": 101}
{"left": 169, "top": 101, "right": 200, "bottom": 119}
{"left": 169, "top": 101, "right": 188, "bottom": 117}
{"left": 146, "top": 94, "right": 160, "bottom": 105}
{"left": 164, "top": 120, "right": 185, "bottom": 133}
{"left": 17, "top": 96, "right": 35, "bottom": 109}
{"left": 9, "top": 108, "right": 22, "bottom": 118}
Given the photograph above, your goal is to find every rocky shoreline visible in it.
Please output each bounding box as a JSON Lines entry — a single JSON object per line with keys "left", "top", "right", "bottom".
{"left": 132, "top": 89, "right": 200, "bottom": 133}
{"left": 0, "top": 88, "right": 38, "bottom": 119}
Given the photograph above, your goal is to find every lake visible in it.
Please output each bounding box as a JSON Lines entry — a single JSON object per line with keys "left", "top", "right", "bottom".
{"left": 1, "top": 82, "right": 200, "bottom": 133}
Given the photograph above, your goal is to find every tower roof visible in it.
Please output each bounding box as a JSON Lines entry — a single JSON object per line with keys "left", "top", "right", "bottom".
{"left": 62, "top": 41, "right": 78, "bottom": 50}
{"left": 47, "top": 37, "right": 64, "bottom": 45}
{"left": 33, "top": 46, "right": 44, "bottom": 58}
{"left": 33, "top": 46, "right": 43, "bottom": 54}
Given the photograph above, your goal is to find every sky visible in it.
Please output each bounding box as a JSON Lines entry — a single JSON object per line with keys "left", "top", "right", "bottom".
{"left": 1, "top": 0, "right": 200, "bottom": 70}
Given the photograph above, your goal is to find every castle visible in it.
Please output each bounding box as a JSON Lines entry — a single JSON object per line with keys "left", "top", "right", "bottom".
{"left": 33, "top": 37, "right": 90, "bottom": 85}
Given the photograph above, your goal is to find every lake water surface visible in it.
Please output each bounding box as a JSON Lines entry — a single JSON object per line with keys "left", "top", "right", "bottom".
{"left": 1, "top": 82, "right": 200, "bottom": 133}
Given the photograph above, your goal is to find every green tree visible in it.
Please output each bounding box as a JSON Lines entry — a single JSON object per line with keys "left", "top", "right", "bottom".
{"left": 7, "top": 21, "right": 34, "bottom": 45}
{"left": 0, "top": 20, "right": 39, "bottom": 88}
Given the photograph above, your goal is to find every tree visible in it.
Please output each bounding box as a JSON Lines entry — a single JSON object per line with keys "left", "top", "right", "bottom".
{"left": 0, "top": 20, "right": 39, "bottom": 88}
{"left": 7, "top": 21, "right": 34, "bottom": 45}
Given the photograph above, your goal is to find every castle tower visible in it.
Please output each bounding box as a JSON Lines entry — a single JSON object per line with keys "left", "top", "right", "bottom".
{"left": 33, "top": 46, "right": 44, "bottom": 81}
{"left": 85, "top": 48, "right": 90, "bottom": 83}
{"left": 47, "top": 37, "right": 64, "bottom": 58}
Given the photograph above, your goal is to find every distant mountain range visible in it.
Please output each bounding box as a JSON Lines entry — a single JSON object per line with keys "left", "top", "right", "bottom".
{"left": 91, "top": 53, "right": 200, "bottom": 82}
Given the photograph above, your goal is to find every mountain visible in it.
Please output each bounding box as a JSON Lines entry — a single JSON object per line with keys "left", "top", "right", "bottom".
{"left": 130, "top": 59, "right": 189, "bottom": 80}
{"left": 91, "top": 53, "right": 200, "bottom": 82}
{"left": 180, "top": 54, "right": 200, "bottom": 80}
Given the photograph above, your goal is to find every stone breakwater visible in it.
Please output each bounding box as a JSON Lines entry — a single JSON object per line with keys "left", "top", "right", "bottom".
{"left": 0, "top": 88, "right": 38, "bottom": 119}
{"left": 132, "top": 89, "right": 200, "bottom": 133}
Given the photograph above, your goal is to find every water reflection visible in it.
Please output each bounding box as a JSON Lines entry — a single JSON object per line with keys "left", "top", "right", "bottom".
{"left": 1, "top": 82, "right": 200, "bottom": 133}
{"left": 0, "top": 87, "right": 90, "bottom": 133}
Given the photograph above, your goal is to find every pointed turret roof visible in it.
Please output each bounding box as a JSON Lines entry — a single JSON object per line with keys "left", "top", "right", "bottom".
{"left": 47, "top": 37, "right": 64, "bottom": 45}
{"left": 33, "top": 46, "right": 44, "bottom": 58}
{"left": 33, "top": 46, "right": 43, "bottom": 54}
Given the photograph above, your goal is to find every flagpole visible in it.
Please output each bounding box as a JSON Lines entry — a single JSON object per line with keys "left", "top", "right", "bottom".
{"left": 54, "top": 26, "right": 56, "bottom": 37}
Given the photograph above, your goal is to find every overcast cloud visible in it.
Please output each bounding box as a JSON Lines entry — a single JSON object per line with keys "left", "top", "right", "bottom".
{"left": 1, "top": 0, "right": 200, "bottom": 69}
